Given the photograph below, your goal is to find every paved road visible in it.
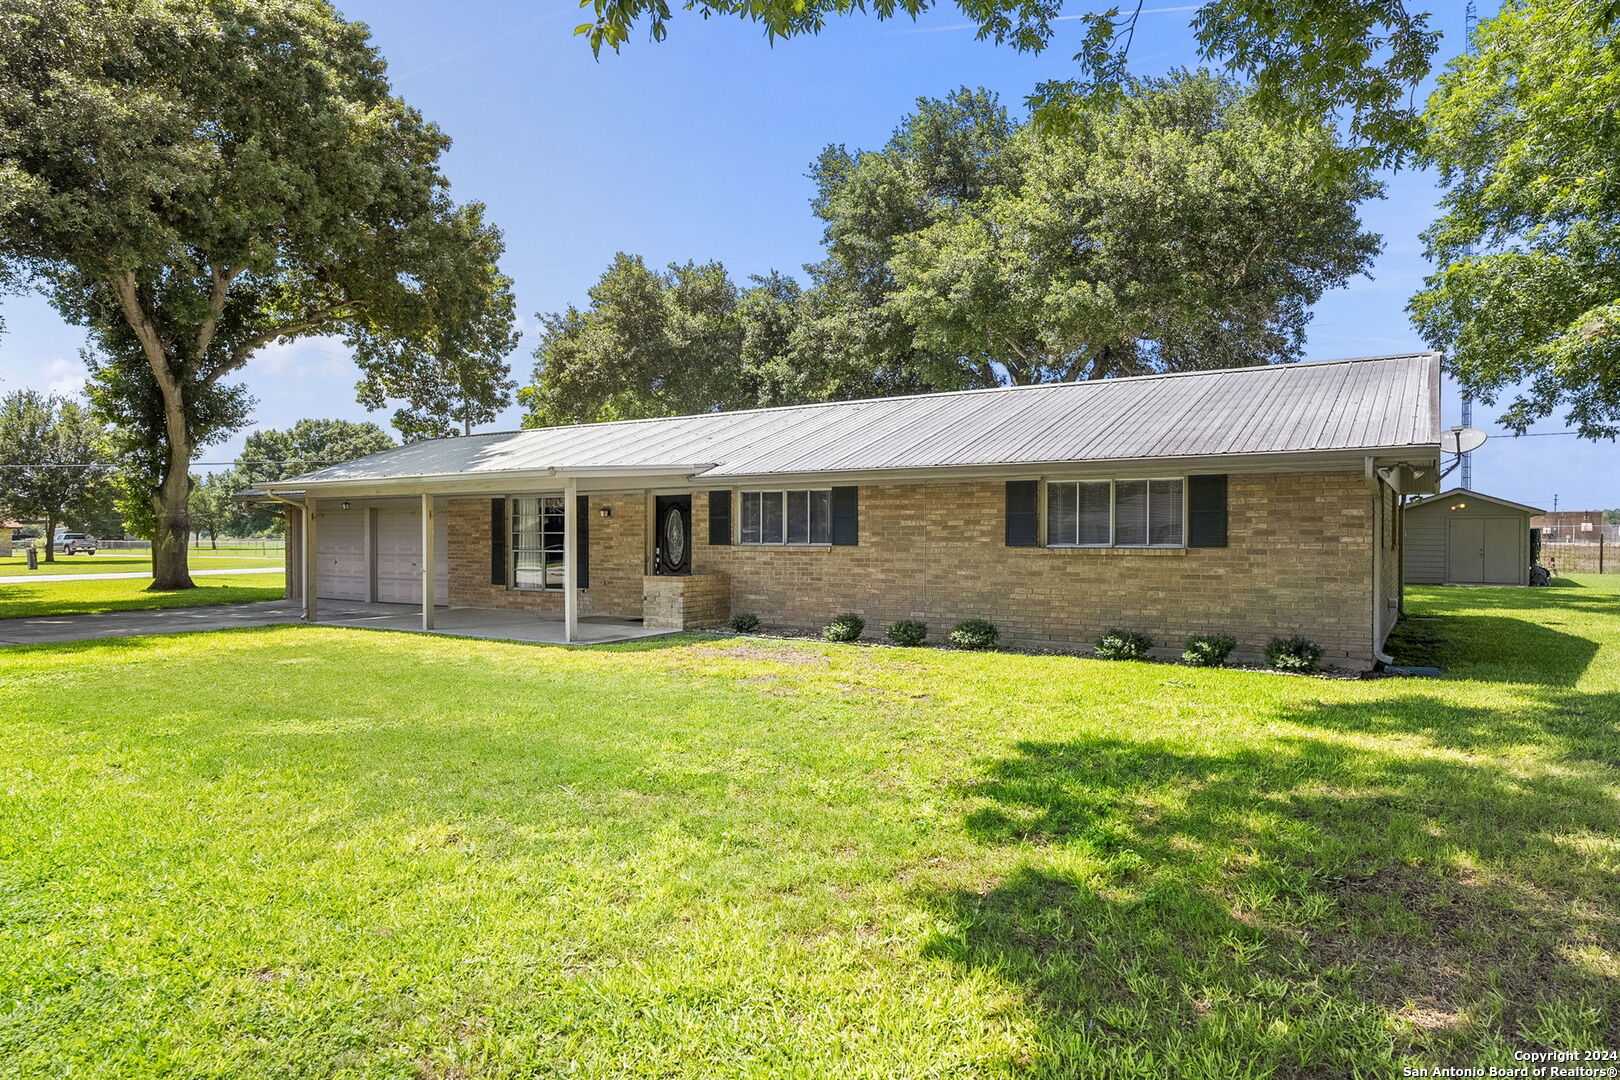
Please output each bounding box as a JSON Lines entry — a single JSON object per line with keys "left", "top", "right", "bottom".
{"left": 1, "top": 566, "right": 279, "bottom": 583}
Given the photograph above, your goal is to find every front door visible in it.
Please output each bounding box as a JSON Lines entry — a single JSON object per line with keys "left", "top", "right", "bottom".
{"left": 654, "top": 495, "right": 692, "bottom": 576}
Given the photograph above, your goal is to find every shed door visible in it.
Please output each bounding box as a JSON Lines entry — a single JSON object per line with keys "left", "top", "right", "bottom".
{"left": 375, "top": 509, "right": 449, "bottom": 605}
{"left": 1482, "top": 517, "right": 1522, "bottom": 584}
{"left": 316, "top": 510, "right": 367, "bottom": 601}
{"left": 1447, "top": 517, "right": 1520, "bottom": 585}
{"left": 1447, "top": 519, "right": 1484, "bottom": 583}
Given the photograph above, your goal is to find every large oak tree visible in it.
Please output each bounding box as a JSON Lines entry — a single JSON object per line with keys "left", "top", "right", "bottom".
{"left": 0, "top": 0, "right": 518, "bottom": 588}
{"left": 811, "top": 76, "right": 1381, "bottom": 388}
{"left": 1409, "top": 0, "right": 1620, "bottom": 440}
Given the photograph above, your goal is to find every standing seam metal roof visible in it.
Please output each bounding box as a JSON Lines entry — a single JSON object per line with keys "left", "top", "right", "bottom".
{"left": 284, "top": 353, "right": 1442, "bottom": 484}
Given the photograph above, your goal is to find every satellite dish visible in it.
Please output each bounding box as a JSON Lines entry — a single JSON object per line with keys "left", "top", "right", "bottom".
{"left": 1441, "top": 426, "right": 1487, "bottom": 455}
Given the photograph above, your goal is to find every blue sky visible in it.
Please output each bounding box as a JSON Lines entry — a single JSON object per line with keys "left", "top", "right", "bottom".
{"left": 0, "top": 0, "right": 1612, "bottom": 511}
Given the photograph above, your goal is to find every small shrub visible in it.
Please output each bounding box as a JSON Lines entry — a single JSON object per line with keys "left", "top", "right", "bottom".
{"left": 1095, "top": 628, "right": 1156, "bottom": 661}
{"left": 1266, "top": 635, "right": 1323, "bottom": 673}
{"left": 948, "top": 619, "right": 999, "bottom": 650}
{"left": 885, "top": 619, "right": 928, "bottom": 647}
{"left": 822, "top": 613, "right": 864, "bottom": 642}
{"left": 727, "top": 612, "right": 760, "bottom": 633}
{"left": 1182, "top": 633, "right": 1236, "bottom": 667}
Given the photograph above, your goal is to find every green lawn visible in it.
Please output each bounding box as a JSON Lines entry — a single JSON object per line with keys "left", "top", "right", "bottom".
{"left": 0, "top": 573, "right": 286, "bottom": 619}
{"left": 0, "top": 578, "right": 1615, "bottom": 1078}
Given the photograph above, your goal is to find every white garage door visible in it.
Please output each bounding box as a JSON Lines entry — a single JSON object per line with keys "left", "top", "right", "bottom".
{"left": 375, "top": 509, "right": 449, "bottom": 605}
{"left": 316, "top": 510, "right": 368, "bottom": 601}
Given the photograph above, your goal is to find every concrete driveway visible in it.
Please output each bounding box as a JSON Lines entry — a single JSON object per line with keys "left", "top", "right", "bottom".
{"left": 0, "top": 600, "right": 308, "bottom": 645}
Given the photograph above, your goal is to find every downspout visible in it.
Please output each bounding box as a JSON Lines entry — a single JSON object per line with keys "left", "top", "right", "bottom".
{"left": 1364, "top": 458, "right": 1395, "bottom": 666}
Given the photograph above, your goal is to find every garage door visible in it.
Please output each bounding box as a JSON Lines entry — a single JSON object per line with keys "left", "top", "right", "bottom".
{"left": 375, "top": 509, "right": 449, "bottom": 605}
{"left": 316, "top": 510, "right": 368, "bottom": 601}
{"left": 1447, "top": 517, "right": 1522, "bottom": 585}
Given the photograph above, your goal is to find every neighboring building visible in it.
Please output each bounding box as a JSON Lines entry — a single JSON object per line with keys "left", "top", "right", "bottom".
{"left": 1403, "top": 489, "right": 1545, "bottom": 587}
{"left": 245, "top": 353, "right": 1443, "bottom": 669}
{"left": 1531, "top": 509, "right": 1615, "bottom": 543}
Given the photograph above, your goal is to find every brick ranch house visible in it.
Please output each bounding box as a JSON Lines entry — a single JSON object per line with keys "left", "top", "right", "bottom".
{"left": 246, "top": 352, "right": 1443, "bottom": 669}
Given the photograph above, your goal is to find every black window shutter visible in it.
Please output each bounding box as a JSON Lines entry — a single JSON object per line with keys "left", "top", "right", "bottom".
{"left": 490, "top": 498, "right": 506, "bottom": 585}
{"left": 576, "top": 495, "right": 590, "bottom": 589}
{"left": 831, "top": 486, "right": 859, "bottom": 546}
{"left": 1187, "top": 474, "right": 1228, "bottom": 548}
{"left": 1005, "top": 480, "right": 1039, "bottom": 547}
{"left": 708, "top": 490, "right": 732, "bottom": 545}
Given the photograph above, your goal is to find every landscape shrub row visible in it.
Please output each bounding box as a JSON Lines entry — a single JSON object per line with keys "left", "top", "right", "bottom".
{"left": 1093, "top": 628, "right": 1322, "bottom": 673}
{"left": 726, "top": 613, "right": 1000, "bottom": 650}
{"left": 728, "top": 613, "right": 1322, "bottom": 672}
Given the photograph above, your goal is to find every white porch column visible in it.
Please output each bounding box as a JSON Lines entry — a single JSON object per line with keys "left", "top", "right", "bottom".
{"left": 302, "top": 496, "right": 319, "bottom": 622}
{"left": 364, "top": 506, "right": 378, "bottom": 603}
{"left": 563, "top": 478, "right": 579, "bottom": 644}
{"left": 421, "top": 493, "right": 436, "bottom": 630}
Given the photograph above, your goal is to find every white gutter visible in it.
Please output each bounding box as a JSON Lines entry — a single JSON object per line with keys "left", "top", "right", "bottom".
{"left": 252, "top": 463, "right": 719, "bottom": 498}
{"left": 1365, "top": 457, "right": 1396, "bottom": 666}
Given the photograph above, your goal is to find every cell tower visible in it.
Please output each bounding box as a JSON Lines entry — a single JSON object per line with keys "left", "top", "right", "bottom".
{"left": 1460, "top": 1, "right": 1479, "bottom": 490}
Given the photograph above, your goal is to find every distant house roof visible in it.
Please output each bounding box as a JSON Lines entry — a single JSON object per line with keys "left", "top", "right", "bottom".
{"left": 1406, "top": 488, "right": 1546, "bottom": 515}
{"left": 275, "top": 352, "right": 1441, "bottom": 488}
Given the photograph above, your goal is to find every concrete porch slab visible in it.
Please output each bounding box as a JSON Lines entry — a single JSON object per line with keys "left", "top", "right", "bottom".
{"left": 0, "top": 599, "right": 673, "bottom": 647}
{"left": 311, "top": 602, "right": 672, "bottom": 645}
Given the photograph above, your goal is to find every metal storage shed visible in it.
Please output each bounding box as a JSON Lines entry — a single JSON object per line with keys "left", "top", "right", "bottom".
{"left": 1403, "top": 488, "right": 1545, "bottom": 586}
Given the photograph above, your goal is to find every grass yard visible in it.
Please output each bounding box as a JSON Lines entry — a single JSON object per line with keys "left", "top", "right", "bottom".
{"left": 0, "top": 578, "right": 1615, "bottom": 1078}
{"left": 0, "top": 572, "right": 286, "bottom": 619}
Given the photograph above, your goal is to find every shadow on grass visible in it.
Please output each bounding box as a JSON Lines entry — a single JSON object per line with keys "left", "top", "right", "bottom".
{"left": 923, "top": 699, "right": 1620, "bottom": 1073}
{"left": 1386, "top": 615, "right": 1599, "bottom": 685}
{"left": 0, "top": 583, "right": 288, "bottom": 622}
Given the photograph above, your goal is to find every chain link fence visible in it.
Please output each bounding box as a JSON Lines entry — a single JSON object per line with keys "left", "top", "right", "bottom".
{"left": 1537, "top": 521, "right": 1618, "bottom": 574}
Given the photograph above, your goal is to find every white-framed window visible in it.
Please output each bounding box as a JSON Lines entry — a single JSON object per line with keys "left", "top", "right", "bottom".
{"left": 1044, "top": 478, "right": 1184, "bottom": 548}
{"left": 1046, "top": 480, "right": 1113, "bottom": 546}
{"left": 511, "top": 495, "right": 565, "bottom": 589}
{"left": 740, "top": 489, "right": 831, "bottom": 545}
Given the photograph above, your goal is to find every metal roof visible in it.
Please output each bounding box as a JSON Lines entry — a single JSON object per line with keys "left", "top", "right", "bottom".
{"left": 1406, "top": 487, "right": 1546, "bottom": 515}
{"left": 281, "top": 352, "right": 1442, "bottom": 487}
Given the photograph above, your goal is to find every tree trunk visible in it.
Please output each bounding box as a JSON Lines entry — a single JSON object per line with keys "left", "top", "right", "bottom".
{"left": 210, "top": 531, "right": 217, "bottom": 550}
{"left": 148, "top": 443, "right": 196, "bottom": 590}
{"left": 43, "top": 516, "right": 56, "bottom": 563}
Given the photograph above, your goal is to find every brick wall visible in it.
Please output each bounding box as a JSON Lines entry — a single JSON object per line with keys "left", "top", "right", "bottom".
{"left": 643, "top": 573, "right": 731, "bottom": 630}
{"left": 446, "top": 494, "right": 647, "bottom": 617}
{"left": 440, "top": 472, "right": 1381, "bottom": 667}
{"left": 689, "top": 472, "right": 1378, "bottom": 666}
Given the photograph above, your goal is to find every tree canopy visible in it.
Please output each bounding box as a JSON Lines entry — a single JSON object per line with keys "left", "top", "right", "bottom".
{"left": 187, "top": 472, "right": 234, "bottom": 548}
{"left": 0, "top": 0, "right": 518, "bottom": 586}
{"left": 521, "top": 256, "right": 887, "bottom": 426}
{"left": 220, "top": 418, "right": 396, "bottom": 536}
{"left": 812, "top": 76, "right": 1382, "bottom": 388}
{"left": 231, "top": 419, "right": 397, "bottom": 489}
{"left": 574, "top": 0, "right": 1440, "bottom": 165}
{"left": 524, "top": 75, "right": 1382, "bottom": 426}
{"left": 0, "top": 389, "right": 112, "bottom": 561}
{"left": 1409, "top": 0, "right": 1620, "bottom": 440}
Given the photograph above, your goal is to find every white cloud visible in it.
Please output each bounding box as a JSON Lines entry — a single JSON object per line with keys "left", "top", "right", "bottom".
{"left": 253, "top": 335, "right": 353, "bottom": 379}
{"left": 0, "top": 353, "right": 93, "bottom": 401}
